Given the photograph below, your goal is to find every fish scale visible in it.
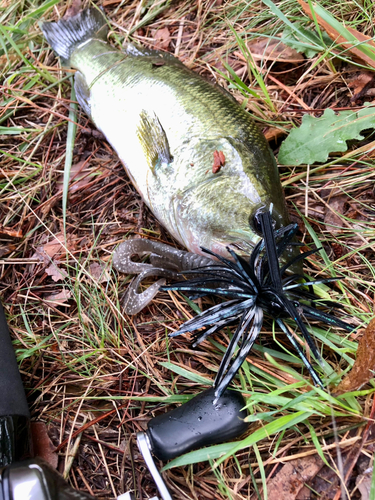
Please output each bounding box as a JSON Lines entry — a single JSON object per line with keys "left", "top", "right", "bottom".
{"left": 41, "top": 7, "right": 290, "bottom": 257}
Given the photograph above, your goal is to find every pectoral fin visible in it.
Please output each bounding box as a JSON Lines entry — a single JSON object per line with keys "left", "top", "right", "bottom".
{"left": 137, "top": 110, "right": 173, "bottom": 172}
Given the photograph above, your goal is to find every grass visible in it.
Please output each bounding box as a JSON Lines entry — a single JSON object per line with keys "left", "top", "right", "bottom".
{"left": 1, "top": 0, "right": 375, "bottom": 498}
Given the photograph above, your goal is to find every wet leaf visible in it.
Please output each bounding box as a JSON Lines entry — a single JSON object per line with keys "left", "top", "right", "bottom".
{"left": 335, "top": 318, "right": 375, "bottom": 394}
{"left": 278, "top": 104, "right": 375, "bottom": 165}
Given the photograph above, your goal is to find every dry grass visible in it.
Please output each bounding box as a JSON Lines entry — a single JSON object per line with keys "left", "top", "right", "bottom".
{"left": 1, "top": 0, "right": 375, "bottom": 499}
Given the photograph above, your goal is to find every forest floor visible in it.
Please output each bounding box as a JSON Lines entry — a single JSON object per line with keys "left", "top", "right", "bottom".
{"left": 1, "top": 0, "right": 375, "bottom": 498}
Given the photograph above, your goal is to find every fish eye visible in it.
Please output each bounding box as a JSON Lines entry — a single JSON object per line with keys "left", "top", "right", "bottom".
{"left": 250, "top": 207, "right": 277, "bottom": 236}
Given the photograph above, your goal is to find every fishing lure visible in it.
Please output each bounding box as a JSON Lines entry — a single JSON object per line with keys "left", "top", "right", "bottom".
{"left": 163, "top": 211, "right": 354, "bottom": 401}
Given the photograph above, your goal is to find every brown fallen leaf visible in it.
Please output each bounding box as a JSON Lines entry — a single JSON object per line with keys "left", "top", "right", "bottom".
{"left": 0, "top": 225, "right": 22, "bottom": 238}
{"left": 0, "top": 244, "right": 16, "bottom": 258}
{"left": 297, "top": 0, "right": 375, "bottom": 70}
{"left": 265, "top": 455, "right": 323, "bottom": 500}
{"left": 0, "top": 54, "right": 18, "bottom": 66}
{"left": 356, "top": 469, "right": 373, "bottom": 500}
{"left": 210, "top": 55, "right": 245, "bottom": 75}
{"left": 89, "top": 262, "right": 110, "bottom": 283}
{"left": 247, "top": 38, "right": 304, "bottom": 63}
{"left": 324, "top": 194, "right": 346, "bottom": 236}
{"left": 31, "top": 233, "right": 76, "bottom": 265}
{"left": 349, "top": 72, "right": 375, "bottom": 101}
{"left": 65, "top": 0, "right": 82, "bottom": 18}
{"left": 44, "top": 289, "right": 72, "bottom": 305}
{"left": 334, "top": 318, "right": 375, "bottom": 394}
{"left": 212, "top": 150, "right": 226, "bottom": 174}
{"left": 264, "top": 127, "right": 288, "bottom": 142}
{"left": 152, "top": 27, "right": 171, "bottom": 51}
{"left": 45, "top": 262, "right": 68, "bottom": 282}
{"left": 31, "top": 422, "right": 58, "bottom": 469}
{"left": 55, "top": 160, "right": 94, "bottom": 194}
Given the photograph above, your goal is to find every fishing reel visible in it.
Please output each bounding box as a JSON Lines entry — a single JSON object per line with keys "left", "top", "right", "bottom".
{"left": 0, "top": 299, "right": 249, "bottom": 500}
{"left": 137, "top": 386, "right": 248, "bottom": 500}
{"left": 0, "top": 389, "right": 248, "bottom": 500}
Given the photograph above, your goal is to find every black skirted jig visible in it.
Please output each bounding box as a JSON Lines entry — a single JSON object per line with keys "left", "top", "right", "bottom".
{"left": 163, "top": 210, "right": 354, "bottom": 402}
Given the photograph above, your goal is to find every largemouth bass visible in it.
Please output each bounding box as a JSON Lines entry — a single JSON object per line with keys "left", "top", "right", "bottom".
{"left": 41, "top": 7, "right": 290, "bottom": 259}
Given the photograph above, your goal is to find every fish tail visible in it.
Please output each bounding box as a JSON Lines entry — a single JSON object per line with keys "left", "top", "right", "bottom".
{"left": 40, "top": 8, "right": 108, "bottom": 61}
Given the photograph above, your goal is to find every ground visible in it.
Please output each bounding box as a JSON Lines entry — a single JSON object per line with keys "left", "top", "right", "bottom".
{"left": 1, "top": 0, "right": 375, "bottom": 499}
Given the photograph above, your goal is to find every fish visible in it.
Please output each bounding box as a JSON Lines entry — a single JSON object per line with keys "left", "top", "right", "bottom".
{"left": 40, "top": 7, "right": 352, "bottom": 403}
{"left": 41, "top": 7, "right": 290, "bottom": 261}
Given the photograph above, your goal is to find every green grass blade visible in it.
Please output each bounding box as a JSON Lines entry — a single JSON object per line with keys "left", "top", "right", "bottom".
{"left": 159, "top": 361, "right": 213, "bottom": 385}
{"left": 62, "top": 79, "right": 78, "bottom": 235}
{"left": 163, "top": 410, "right": 311, "bottom": 469}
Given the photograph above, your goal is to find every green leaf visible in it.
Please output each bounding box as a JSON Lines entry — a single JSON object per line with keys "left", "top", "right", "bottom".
{"left": 278, "top": 105, "right": 375, "bottom": 165}
{"left": 282, "top": 22, "right": 329, "bottom": 58}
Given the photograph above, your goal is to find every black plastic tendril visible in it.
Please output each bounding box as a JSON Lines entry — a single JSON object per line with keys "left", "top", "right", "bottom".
{"left": 163, "top": 211, "right": 354, "bottom": 402}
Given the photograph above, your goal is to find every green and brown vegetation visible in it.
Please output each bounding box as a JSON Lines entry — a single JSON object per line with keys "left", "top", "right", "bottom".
{"left": 1, "top": 0, "right": 375, "bottom": 498}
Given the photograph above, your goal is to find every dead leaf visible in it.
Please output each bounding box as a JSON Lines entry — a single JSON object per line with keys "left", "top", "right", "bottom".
{"left": 152, "top": 27, "right": 171, "bottom": 51}
{"left": 265, "top": 456, "right": 323, "bottom": 500}
{"left": 31, "top": 422, "right": 58, "bottom": 469}
{"left": 0, "top": 54, "right": 18, "bottom": 66}
{"left": 247, "top": 38, "right": 304, "bottom": 63}
{"left": 31, "top": 233, "right": 76, "bottom": 265}
{"left": 324, "top": 194, "right": 346, "bottom": 236}
{"left": 55, "top": 160, "right": 94, "bottom": 194}
{"left": 212, "top": 150, "right": 226, "bottom": 173}
{"left": 44, "top": 289, "right": 72, "bottom": 305}
{"left": 45, "top": 262, "right": 68, "bottom": 282}
{"left": 334, "top": 318, "right": 375, "bottom": 394}
{"left": 357, "top": 469, "right": 373, "bottom": 500}
{"left": 89, "top": 262, "right": 110, "bottom": 283}
{"left": 349, "top": 72, "right": 375, "bottom": 101}
{"left": 264, "top": 127, "right": 288, "bottom": 142}
{"left": 64, "top": 0, "right": 82, "bottom": 18}
{"left": 0, "top": 244, "right": 16, "bottom": 258}
{"left": 0, "top": 225, "right": 22, "bottom": 238}
{"left": 297, "top": 0, "right": 375, "bottom": 70}
{"left": 210, "top": 55, "right": 245, "bottom": 74}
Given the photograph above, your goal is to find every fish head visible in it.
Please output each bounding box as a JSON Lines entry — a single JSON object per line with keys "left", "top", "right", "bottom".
{"left": 172, "top": 137, "right": 290, "bottom": 260}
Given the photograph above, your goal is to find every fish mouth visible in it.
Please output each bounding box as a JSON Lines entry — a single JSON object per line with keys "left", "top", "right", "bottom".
{"left": 175, "top": 222, "right": 262, "bottom": 261}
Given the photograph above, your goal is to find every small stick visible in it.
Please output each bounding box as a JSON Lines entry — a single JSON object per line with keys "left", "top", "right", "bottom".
{"left": 174, "top": 17, "right": 185, "bottom": 57}
{"left": 63, "top": 415, "right": 88, "bottom": 479}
